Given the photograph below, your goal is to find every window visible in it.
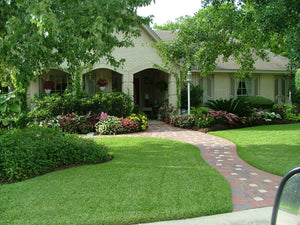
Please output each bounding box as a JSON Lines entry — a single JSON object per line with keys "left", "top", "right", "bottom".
{"left": 231, "top": 75, "right": 259, "bottom": 97}
{"left": 237, "top": 80, "right": 248, "bottom": 96}
{"left": 199, "top": 75, "right": 214, "bottom": 102}
{"left": 41, "top": 70, "right": 70, "bottom": 94}
{"left": 275, "top": 76, "right": 289, "bottom": 103}
{"left": 112, "top": 72, "right": 122, "bottom": 92}
{"left": 49, "top": 73, "right": 69, "bottom": 94}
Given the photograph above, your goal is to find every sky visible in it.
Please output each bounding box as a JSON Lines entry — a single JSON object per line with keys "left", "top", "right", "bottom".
{"left": 137, "top": 0, "right": 202, "bottom": 26}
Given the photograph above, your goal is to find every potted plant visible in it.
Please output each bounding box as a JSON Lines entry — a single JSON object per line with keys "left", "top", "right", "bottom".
{"left": 158, "top": 104, "right": 176, "bottom": 124}
{"left": 44, "top": 81, "right": 55, "bottom": 94}
{"left": 97, "top": 79, "right": 108, "bottom": 91}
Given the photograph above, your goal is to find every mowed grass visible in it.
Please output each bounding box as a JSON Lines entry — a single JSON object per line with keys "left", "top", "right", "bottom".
{"left": 0, "top": 137, "right": 232, "bottom": 225}
{"left": 209, "top": 123, "right": 300, "bottom": 176}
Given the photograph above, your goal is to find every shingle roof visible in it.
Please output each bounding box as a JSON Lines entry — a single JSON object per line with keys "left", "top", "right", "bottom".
{"left": 215, "top": 53, "right": 289, "bottom": 73}
{"left": 153, "top": 30, "right": 177, "bottom": 41}
{"left": 152, "top": 29, "right": 289, "bottom": 73}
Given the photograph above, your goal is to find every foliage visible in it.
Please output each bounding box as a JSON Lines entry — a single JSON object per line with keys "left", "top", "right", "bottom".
{"left": 58, "top": 113, "right": 99, "bottom": 134}
{"left": 255, "top": 111, "right": 282, "bottom": 122}
{"left": 203, "top": 0, "right": 300, "bottom": 76}
{"left": 0, "top": 126, "right": 109, "bottom": 183}
{"left": 156, "top": 3, "right": 270, "bottom": 77}
{"left": 240, "top": 96, "right": 274, "bottom": 110}
{"left": 181, "top": 84, "right": 204, "bottom": 109}
{"left": 170, "top": 114, "right": 195, "bottom": 128}
{"left": 157, "top": 104, "right": 176, "bottom": 119}
{"left": 97, "top": 79, "right": 108, "bottom": 86}
{"left": 95, "top": 116, "right": 122, "bottom": 135}
{"left": 0, "top": 92, "right": 21, "bottom": 114}
{"left": 0, "top": 92, "right": 29, "bottom": 129}
{"left": 29, "top": 92, "right": 133, "bottom": 120}
{"left": 96, "top": 92, "right": 133, "bottom": 118}
{"left": 121, "top": 118, "right": 139, "bottom": 133}
{"left": 127, "top": 113, "right": 149, "bottom": 131}
{"left": 37, "top": 116, "right": 61, "bottom": 129}
{"left": 273, "top": 103, "right": 300, "bottom": 121}
{"left": 0, "top": 0, "right": 152, "bottom": 108}
{"left": 153, "top": 16, "right": 191, "bottom": 30}
{"left": 290, "top": 75, "right": 300, "bottom": 103}
{"left": 195, "top": 113, "right": 216, "bottom": 128}
{"left": 210, "top": 110, "right": 243, "bottom": 126}
{"left": 205, "top": 97, "right": 252, "bottom": 117}
{"left": 296, "top": 69, "right": 300, "bottom": 91}
{"left": 191, "top": 107, "right": 209, "bottom": 118}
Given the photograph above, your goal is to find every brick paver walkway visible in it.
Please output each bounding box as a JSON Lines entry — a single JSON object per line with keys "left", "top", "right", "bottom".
{"left": 115, "top": 121, "right": 283, "bottom": 212}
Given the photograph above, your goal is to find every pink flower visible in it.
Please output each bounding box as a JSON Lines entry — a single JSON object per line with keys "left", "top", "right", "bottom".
{"left": 100, "top": 112, "right": 108, "bottom": 121}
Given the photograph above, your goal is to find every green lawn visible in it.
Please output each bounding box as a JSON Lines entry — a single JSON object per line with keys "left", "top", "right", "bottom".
{"left": 0, "top": 137, "right": 232, "bottom": 225}
{"left": 209, "top": 123, "right": 300, "bottom": 176}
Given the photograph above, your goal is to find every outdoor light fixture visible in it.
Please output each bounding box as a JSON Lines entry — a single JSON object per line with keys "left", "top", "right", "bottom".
{"left": 187, "top": 71, "right": 192, "bottom": 115}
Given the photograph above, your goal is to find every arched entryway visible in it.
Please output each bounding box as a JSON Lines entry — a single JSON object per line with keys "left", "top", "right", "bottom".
{"left": 134, "top": 68, "right": 169, "bottom": 118}
{"left": 83, "top": 68, "right": 123, "bottom": 95}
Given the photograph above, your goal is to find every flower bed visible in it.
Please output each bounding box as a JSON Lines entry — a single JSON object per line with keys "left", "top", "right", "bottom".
{"left": 38, "top": 112, "right": 148, "bottom": 135}
{"left": 169, "top": 102, "right": 300, "bottom": 132}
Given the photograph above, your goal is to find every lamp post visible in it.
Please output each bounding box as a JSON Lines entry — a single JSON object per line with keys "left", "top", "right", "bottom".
{"left": 186, "top": 71, "right": 192, "bottom": 115}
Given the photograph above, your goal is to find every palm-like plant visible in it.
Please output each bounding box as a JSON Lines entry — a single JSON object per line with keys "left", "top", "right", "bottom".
{"left": 204, "top": 97, "right": 252, "bottom": 117}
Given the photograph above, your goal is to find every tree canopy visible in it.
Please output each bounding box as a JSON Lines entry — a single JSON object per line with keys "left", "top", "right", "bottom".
{"left": 156, "top": 0, "right": 300, "bottom": 81}
{"left": 0, "top": 0, "right": 152, "bottom": 106}
{"left": 204, "top": 0, "right": 300, "bottom": 71}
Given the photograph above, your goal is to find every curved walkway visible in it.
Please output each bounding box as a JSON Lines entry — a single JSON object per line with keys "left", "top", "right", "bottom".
{"left": 121, "top": 121, "right": 282, "bottom": 211}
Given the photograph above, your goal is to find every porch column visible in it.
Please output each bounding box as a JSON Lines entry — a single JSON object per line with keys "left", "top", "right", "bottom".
{"left": 168, "top": 73, "right": 178, "bottom": 107}
{"left": 122, "top": 72, "right": 134, "bottom": 100}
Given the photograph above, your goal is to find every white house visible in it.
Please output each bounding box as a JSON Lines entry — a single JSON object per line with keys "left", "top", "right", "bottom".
{"left": 26, "top": 25, "right": 290, "bottom": 116}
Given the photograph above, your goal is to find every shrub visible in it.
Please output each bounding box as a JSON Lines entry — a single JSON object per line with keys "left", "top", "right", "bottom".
{"left": 273, "top": 103, "right": 300, "bottom": 121}
{"left": 170, "top": 114, "right": 195, "bottom": 128}
{"left": 240, "top": 96, "right": 274, "bottom": 109}
{"left": 93, "top": 92, "right": 133, "bottom": 117}
{"left": 191, "top": 107, "right": 209, "bottom": 118}
{"left": 29, "top": 92, "right": 133, "bottom": 120}
{"left": 255, "top": 111, "right": 282, "bottom": 122}
{"left": 95, "top": 116, "right": 122, "bottom": 135}
{"left": 59, "top": 113, "right": 93, "bottom": 134}
{"left": 38, "top": 116, "right": 61, "bottom": 129}
{"left": 0, "top": 127, "right": 109, "bottom": 183}
{"left": 127, "top": 113, "right": 149, "bottom": 131}
{"left": 0, "top": 92, "right": 29, "bottom": 129}
{"left": 181, "top": 84, "right": 204, "bottom": 109}
{"left": 157, "top": 104, "right": 176, "bottom": 119}
{"left": 210, "top": 110, "right": 243, "bottom": 126}
{"left": 205, "top": 97, "right": 252, "bottom": 117}
{"left": 121, "top": 118, "right": 139, "bottom": 133}
{"left": 37, "top": 113, "right": 101, "bottom": 134}
{"left": 195, "top": 113, "right": 215, "bottom": 128}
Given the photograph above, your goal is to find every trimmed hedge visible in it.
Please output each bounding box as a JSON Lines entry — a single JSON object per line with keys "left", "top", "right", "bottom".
{"left": 0, "top": 127, "right": 109, "bottom": 183}
{"left": 241, "top": 96, "right": 274, "bottom": 109}
{"left": 29, "top": 92, "right": 133, "bottom": 121}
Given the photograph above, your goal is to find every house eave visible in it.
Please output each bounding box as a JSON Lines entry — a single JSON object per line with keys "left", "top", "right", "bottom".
{"left": 191, "top": 69, "right": 288, "bottom": 75}
{"left": 142, "top": 25, "right": 161, "bottom": 42}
